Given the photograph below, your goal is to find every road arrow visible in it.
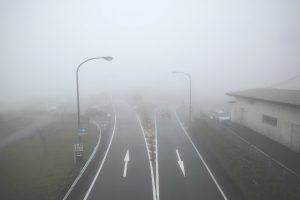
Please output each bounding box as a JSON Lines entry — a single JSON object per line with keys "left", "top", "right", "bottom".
{"left": 176, "top": 149, "right": 185, "bottom": 176}
{"left": 123, "top": 149, "right": 130, "bottom": 177}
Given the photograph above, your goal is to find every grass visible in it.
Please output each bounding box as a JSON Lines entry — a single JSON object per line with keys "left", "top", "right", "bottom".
{"left": 0, "top": 113, "right": 98, "bottom": 200}
{"left": 0, "top": 115, "right": 33, "bottom": 139}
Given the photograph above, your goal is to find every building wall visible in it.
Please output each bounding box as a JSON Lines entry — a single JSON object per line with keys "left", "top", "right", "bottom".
{"left": 231, "top": 97, "right": 300, "bottom": 151}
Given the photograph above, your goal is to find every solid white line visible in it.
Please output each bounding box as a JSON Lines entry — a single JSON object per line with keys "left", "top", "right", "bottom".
{"left": 272, "top": 158, "right": 298, "bottom": 176}
{"left": 62, "top": 120, "right": 102, "bottom": 200}
{"left": 251, "top": 145, "right": 270, "bottom": 157}
{"left": 222, "top": 125, "right": 250, "bottom": 145}
{"left": 222, "top": 124, "right": 299, "bottom": 176}
{"left": 174, "top": 111, "right": 228, "bottom": 200}
{"left": 137, "top": 115, "right": 157, "bottom": 200}
{"left": 83, "top": 106, "right": 117, "bottom": 200}
{"left": 154, "top": 110, "right": 160, "bottom": 200}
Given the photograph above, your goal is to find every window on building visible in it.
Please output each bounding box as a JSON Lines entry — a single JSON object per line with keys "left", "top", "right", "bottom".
{"left": 262, "top": 114, "right": 277, "bottom": 127}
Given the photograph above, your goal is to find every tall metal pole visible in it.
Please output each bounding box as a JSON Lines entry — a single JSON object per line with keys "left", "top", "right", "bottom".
{"left": 188, "top": 73, "right": 192, "bottom": 128}
{"left": 76, "top": 67, "right": 81, "bottom": 143}
{"left": 172, "top": 71, "right": 192, "bottom": 128}
{"left": 76, "top": 57, "right": 113, "bottom": 144}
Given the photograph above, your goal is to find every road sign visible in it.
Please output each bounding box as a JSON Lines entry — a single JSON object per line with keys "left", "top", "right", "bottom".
{"left": 74, "top": 143, "right": 83, "bottom": 152}
{"left": 78, "top": 128, "right": 87, "bottom": 136}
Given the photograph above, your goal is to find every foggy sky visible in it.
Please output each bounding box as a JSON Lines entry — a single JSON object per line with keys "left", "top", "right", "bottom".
{"left": 1, "top": 0, "right": 300, "bottom": 110}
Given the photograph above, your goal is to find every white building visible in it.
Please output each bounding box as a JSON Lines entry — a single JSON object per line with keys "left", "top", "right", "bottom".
{"left": 227, "top": 88, "right": 300, "bottom": 153}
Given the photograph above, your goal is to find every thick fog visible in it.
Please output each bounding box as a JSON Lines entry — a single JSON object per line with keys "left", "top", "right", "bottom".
{"left": 0, "top": 0, "right": 300, "bottom": 111}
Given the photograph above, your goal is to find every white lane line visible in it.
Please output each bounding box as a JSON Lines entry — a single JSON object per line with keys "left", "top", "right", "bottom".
{"left": 176, "top": 149, "right": 186, "bottom": 177}
{"left": 222, "top": 124, "right": 299, "bottom": 176}
{"left": 83, "top": 106, "right": 117, "bottom": 200}
{"left": 221, "top": 125, "right": 250, "bottom": 145}
{"left": 154, "top": 110, "right": 160, "bottom": 200}
{"left": 62, "top": 120, "right": 102, "bottom": 200}
{"left": 123, "top": 150, "right": 130, "bottom": 178}
{"left": 137, "top": 115, "right": 157, "bottom": 200}
{"left": 174, "top": 111, "right": 229, "bottom": 200}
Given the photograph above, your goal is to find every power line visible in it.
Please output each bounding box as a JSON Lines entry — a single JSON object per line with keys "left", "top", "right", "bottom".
{"left": 269, "top": 74, "right": 300, "bottom": 88}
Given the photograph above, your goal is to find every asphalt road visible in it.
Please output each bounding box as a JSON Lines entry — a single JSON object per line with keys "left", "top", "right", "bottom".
{"left": 83, "top": 103, "right": 155, "bottom": 200}
{"left": 223, "top": 121, "right": 300, "bottom": 175}
{"left": 156, "top": 108, "right": 227, "bottom": 200}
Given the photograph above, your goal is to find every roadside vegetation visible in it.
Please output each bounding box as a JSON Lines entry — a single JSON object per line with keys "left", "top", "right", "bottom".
{"left": 0, "top": 114, "right": 34, "bottom": 139}
{"left": 0, "top": 112, "right": 98, "bottom": 200}
{"left": 191, "top": 117, "right": 298, "bottom": 200}
{"left": 128, "top": 90, "right": 156, "bottom": 129}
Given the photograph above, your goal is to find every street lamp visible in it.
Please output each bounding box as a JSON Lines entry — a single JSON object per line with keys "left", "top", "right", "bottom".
{"left": 76, "top": 57, "right": 113, "bottom": 144}
{"left": 172, "top": 71, "right": 192, "bottom": 128}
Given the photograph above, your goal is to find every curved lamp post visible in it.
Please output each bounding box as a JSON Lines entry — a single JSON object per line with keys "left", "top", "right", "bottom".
{"left": 172, "top": 71, "right": 192, "bottom": 128}
{"left": 76, "top": 56, "right": 113, "bottom": 144}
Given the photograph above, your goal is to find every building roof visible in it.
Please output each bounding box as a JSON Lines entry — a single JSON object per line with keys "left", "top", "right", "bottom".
{"left": 227, "top": 88, "right": 300, "bottom": 107}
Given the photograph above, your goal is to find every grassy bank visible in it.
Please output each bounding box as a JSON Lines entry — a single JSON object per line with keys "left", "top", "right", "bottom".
{"left": 191, "top": 117, "right": 298, "bottom": 200}
{"left": 0, "top": 115, "right": 34, "bottom": 139}
{"left": 0, "top": 114, "right": 98, "bottom": 200}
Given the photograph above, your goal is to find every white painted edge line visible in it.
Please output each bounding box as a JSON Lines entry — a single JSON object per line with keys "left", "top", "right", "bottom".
{"left": 251, "top": 144, "right": 270, "bottom": 157}
{"left": 154, "top": 110, "right": 160, "bottom": 200}
{"left": 174, "top": 111, "right": 228, "bottom": 200}
{"left": 221, "top": 125, "right": 250, "bottom": 145}
{"left": 221, "top": 125, "right": 269, "bottom": 157}
{"left": 137, "top": 115, "right": 157, "bottom": 200}
{"left": 222, "top": 124, "right": 299, "bottom": 176}
{"left": 62, "top": 120, "right": 102, "bottom": 200}
{"left": 272, "top": 158, "right": 298, "bottom": 176}
{"left": 83, "top": 107, "right": 117, "bottom": 200}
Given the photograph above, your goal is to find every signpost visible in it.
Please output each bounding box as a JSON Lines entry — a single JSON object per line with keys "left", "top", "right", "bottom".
{"left": 74, "top": 143, "right": 84, "bottom": 163}
{"left": 78, "top": 128, "right": 87, "bottom": 136}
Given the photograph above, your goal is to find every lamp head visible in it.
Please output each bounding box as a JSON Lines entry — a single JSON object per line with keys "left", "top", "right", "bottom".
{"left": 102, "top": 56, "right": 113, "bottom": 61}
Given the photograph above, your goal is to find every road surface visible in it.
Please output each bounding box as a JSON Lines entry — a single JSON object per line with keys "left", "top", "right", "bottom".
{"left": 156, "top": 108, "right": 227, "bottom": 200}
{"left": 83, "top": 103, "right": 155, "bottom": 200}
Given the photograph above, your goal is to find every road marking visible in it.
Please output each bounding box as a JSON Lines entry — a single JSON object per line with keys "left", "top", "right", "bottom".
{"left": 174, "top": 111, "right": 228, "bottom": 200}
{"left": 123, "top": 150, "right": 130, "bottom": 177}
{"left": 154, "top": 110, "right": 160, "bottom": 200}
{"left": 83, "top": 106, "right": 117, "bottom": 200}
{"left": 137, "top": 115, "right": 157, "bottom": 200}
{"left": 62, "top": 120, "right": 102, "bottom": 200}
{"left": 176, "top": 149, "right": 185, "bottom": 176}
{"left": 221, "top": 124, "right": 250, "bottom": 145}
{"left": 222, "top": 124, "right": 299, "bottom": 176}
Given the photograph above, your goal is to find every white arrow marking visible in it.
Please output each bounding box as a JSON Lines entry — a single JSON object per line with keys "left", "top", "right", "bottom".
{"left": 176, "top": 149, "right": 185, "bottom": 176}
{"left": 123, "top": 149, "right": 130, "bottom": 177}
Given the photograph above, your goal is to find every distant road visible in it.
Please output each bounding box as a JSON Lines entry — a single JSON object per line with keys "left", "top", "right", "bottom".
{"left": 156, "top": 108, "right": 227, "bottom": 200}
{"left": 83, "top": 103, "right": 155, "bottom": 200}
